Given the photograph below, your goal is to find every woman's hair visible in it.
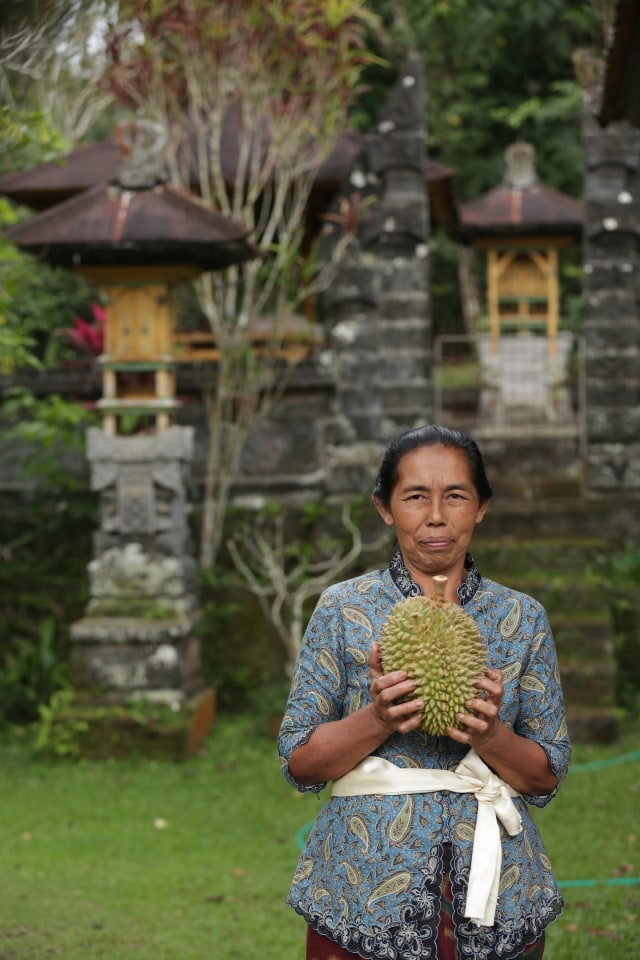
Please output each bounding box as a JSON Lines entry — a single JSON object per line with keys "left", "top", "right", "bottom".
{"left": 372, "top": 424, "right": 493, "bottom": 507}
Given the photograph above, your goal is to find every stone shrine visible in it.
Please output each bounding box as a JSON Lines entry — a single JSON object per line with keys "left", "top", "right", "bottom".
{"left": 6, "top": 121, "right": 256, "bottom": 756}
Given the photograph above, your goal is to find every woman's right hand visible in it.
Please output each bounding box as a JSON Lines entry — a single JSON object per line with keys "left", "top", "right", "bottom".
{"left": 287, "top": 642, "right": 425, "bottom": 786}
{"left": 369, "top": 642, "right": 424, "bottom": 735}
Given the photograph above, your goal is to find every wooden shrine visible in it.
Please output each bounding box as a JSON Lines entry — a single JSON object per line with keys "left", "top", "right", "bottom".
{"left": 6, "top": 122, "right": 256, "bottom": 434}
{"left": 456, "top": 142, "right": 583, "bottom": 422}
{"left": 459, "top": 141, "right": 583, "bottom": 348}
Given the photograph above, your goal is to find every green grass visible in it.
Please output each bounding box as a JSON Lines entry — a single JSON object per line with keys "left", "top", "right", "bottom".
{"left": 0, "top": 714, "right": 312, "bottom": 960}
{"left": 538, "top": 718, "right": 640, "bottom": 959}
{"left": 0, "top": 714, "right": 638, "bottom": 960}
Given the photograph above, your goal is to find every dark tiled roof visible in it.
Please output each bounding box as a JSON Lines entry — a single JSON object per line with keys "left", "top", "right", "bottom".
{"left": 459, "top": 181, "right": 583, "bottom": 235}
{"left": 0, "top": 139, "right": 120, "bottom": 209}
{"left": 0, "top": 128, "right": 459, "bottom": 227}
{"left": 6, "top": 182, "right": 259, "bottom": 269}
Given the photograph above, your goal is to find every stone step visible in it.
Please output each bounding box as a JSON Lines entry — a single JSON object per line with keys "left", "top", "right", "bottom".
{"left": 566, "top": 706, "right": 620, "bottom": 745}
{"left": 558, "top": 660, "right": 616, "bottom": 708}
{"left": 551, "top": 613, "right": 614, "bottom": 660}
{"left": 474, "top": 495, "right": 640, "bottom": 543}
{"left": 473, "top": 537, "right": 607, "bottom": 577}
{"left": 471, "top": 532, "right": 620, "bottom": 744}
{"left": 476, "top": 573, "right": 610, "bottom": 617}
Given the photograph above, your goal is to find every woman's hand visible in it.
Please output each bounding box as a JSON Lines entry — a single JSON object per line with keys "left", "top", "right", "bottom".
{"left": 369, "top": 642, "right": 424, "bottom": 735}
{"left": 447, "top": 668, "right": 558, "bottom": 795}
{"left": 287, "top": 642, "right": 424, "bottom": 786}
{"left": 446, "top": 668, "right": 504, "bottom": 747}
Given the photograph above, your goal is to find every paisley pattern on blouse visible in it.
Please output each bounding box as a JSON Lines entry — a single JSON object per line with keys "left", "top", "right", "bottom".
{"left": 278, "top": 566, "right": 571, "bottom": 960}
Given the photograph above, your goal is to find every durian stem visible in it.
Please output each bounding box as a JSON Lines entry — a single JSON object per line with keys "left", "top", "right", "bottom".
{"left": 432, "top": 575, "right": 448, "bottom": 605}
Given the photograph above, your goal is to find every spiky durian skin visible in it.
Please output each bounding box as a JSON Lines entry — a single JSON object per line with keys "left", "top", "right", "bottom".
{"left": 380, "top": 596, "right": 487, "bottom": 735}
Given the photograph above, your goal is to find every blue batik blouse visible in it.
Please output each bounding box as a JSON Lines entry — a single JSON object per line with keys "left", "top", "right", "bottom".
{"left": 278, "top": 554, "right": 571, "bottom": 960}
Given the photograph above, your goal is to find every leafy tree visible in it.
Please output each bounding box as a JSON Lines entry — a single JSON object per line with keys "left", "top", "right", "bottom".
{"left": 0, "top": 210, "right": 96, "bottom": 371}
{"left": 101, "top": 0, "right": 384, "bottom": 567}
{"left": 361, "top": 0, "right": 601, "bottom": 335}
{"left": 368, "top": 0, "right": 601, "bottom": 198}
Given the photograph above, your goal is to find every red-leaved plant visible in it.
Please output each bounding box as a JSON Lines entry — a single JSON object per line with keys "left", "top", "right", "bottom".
{"left": 64, "top": 303, "right": 105, "bottom": 357}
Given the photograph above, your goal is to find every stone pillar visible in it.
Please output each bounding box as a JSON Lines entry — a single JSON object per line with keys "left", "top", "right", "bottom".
{"left": 68, "top": 426, "right": 215, "bottom": 757}
{"left": 583, "top": 110, "right": 640, "bottom": 490}
{"left": 365, "top": 59, "right": 431, "bottom": 437}
{"left": 323, "top": 58, "right": 431, "bottom": 491}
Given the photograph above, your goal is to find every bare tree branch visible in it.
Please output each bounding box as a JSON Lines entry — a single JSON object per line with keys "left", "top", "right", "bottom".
{"left": 227, "top": 503, "right": 389, "bottom": 674}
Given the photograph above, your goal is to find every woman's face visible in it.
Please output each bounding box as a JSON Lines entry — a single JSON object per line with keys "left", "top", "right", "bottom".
{"left": 373, "top": 444, "right": 489, "bottom": 588}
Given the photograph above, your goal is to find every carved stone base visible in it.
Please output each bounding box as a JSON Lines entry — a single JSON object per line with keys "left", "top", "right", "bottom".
{"left": 47, "top": 688, "right": 217, "bottom": 761}
{"left": 70, "top": 613, "right": 203, "bottom": 701}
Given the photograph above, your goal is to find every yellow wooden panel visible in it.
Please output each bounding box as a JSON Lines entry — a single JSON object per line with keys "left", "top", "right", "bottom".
{"left": 104, "top": 285, "right": 174, "bottom": 359}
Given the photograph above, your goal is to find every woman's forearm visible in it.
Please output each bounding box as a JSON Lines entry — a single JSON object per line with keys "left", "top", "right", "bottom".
{"left": 474, "top": 724, "right": 557, "bottom": 795}
{"left": 287, "top": 704, "right": 391, "bottom": 786}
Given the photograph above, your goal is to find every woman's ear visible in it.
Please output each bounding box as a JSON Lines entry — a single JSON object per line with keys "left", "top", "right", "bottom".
{"left": 373, "top": 495, "right": 394, "bottom": 527}
{"left": 475, "top": 498, "right": 490, "bottom": 526}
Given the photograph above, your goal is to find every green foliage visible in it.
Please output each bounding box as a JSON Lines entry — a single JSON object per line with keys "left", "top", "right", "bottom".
{"left": 0, "top": 617, "right": 71, "bottom": 726}
{"left": 0, "top": 241, "right": 95, "bottom": 370}
{"left": 1, "top": 387, "right": 97, "bottom": 490}
{"left": 196, "top": 495, "right": 383, "bottom": 710}
{"left": 197, "top": 563, "right": 287, "bottom": 711}
{"left": 367, "top": 0, "right": 597, "bottom": 199}
{"left": 607, "top": 551, "right": 640, "bottom": 717}
{"left": 33, "top": 688, "right": 88, "bottom": 758}
{"left": 0, "top": 105, "right": 67, "bottom": 174}
{"left": 0, "top": 496, "right": 94, "bottom": 727}
{"left": 587, "top": 548, "right": 640, "bottom": 717}
{"left": 0, "top": 191, "right": 97, "bottom": 373}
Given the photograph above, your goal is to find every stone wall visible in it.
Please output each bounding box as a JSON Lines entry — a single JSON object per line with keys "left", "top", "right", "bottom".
{"left": 2, "top": 67, "right": 640, "bottom": 523}
{"left": 583, "top": 109, "right": 640, "bottom": 490}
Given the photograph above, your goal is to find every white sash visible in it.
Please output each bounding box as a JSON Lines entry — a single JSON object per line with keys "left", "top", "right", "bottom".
{"left": 331, "top": 749, "right": 522, "bottom": 927}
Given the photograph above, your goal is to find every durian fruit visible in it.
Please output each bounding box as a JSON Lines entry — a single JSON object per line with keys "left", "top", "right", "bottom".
{"left": 380, "top": 575, "right": 486, "bottom": 735}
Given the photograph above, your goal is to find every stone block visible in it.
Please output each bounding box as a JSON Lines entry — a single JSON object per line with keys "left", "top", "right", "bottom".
{"left": 560, "top": 661, "right": 616, "bottom": 707}
{"left": 585, "top": 353, "right": 640, "bottom": 379}
{"left": 240, "top": 417, "right": 320, "bottom": 477}
{"left": 70, "top": 617, "right": 202, "bottom": 694}
{"left": 380, "top": 380, "right": 431, "bottom": 413}
{"left": 330, "top": 316, "right": 379, "bottom": 351}
{"left": 324, "top": 442, "right": 385, "bottom": 493}
{"left": 566, "top": 707, "right": 619, "bottom": 745}
{"left": 584, "top": 319, "right": 640, "bottom": 351}
{"left": 587, "top": 445, "right": 640, "bottom": 489}
{"left": 323, "top": 261, "right": 379, "bottom": 311}
{"left": 47, "top": 688, "right": 217, "bottom": 761}
{"left": 86, "top": 543, "right": 196, "bottom": 616}
{"left": 379, "top": 259, "right": 429, "bottom": 295}
{"left": 587, "top": 405, "right": 640, "bottom": 440}
{"left": 378, "top": 294, "right": 430, "bottom": 323}
{"left": 378, "top": 349, "right": 429, "bottom": 381}
{"left": 367, "top": 134, "right": 425, "bottom": 175}
{"left": 585, "top": 383, "right": 640, "bottom": 407}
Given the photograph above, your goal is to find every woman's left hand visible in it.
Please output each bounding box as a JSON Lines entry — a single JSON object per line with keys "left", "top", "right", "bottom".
{"left": 446, "top": 668, "right": 504, "bottom": 747}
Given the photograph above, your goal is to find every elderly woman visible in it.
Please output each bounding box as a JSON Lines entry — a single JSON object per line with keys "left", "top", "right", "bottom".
{"left": 278, "top": 424, "right": 571, "bottom": 960}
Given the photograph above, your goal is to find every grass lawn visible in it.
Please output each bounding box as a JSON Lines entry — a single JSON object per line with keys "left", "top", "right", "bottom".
{"left": 0, "top": 713, "right": 638, "bottom": 960}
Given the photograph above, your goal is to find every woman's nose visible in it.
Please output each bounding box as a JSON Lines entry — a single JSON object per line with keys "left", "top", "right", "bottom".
{"left": 425, "top": 498, "right": 444, "bottom": 522}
